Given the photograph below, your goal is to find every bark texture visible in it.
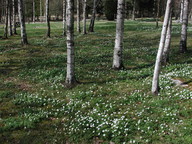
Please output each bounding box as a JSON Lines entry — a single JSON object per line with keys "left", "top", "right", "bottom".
{"left": 8, "top": 0, "right": 13, "bottom": 36}
{"left": 132, "top": 0, "right": 136, "bottom": 20}
{"left": 179, "top": 0, "right": 188, "bottom": 53}
{"left": 83, "top": 0, "right": 87, "bottom": 34}
{"left": 18, "top": 0, "right": 28, "bottom": 45}
{"left": 33, "top": 0, "right": 35, "bottom": 23}
{"left": 63, "top": 0, "right": 66, "bottom": 36}
{"left": 4, "top": 0, "right": 9, "bottom": 38}
{"left": 12, "top": 0, "right": 17, "bottom": 34}
{"left": 162, "top": 12, "right": 172, "bottom": 65}
{"left": 152, "top": 0, "right": 172, "bottom": 95}
{"left": 65, "top": 0, "right": 77, "bottom": 85}
{"left": 46, "top": 0, "right": 51, "bottom": 37}
{"left": 89, "top": 0, "right": 97, "bottom": 32}
{"left": 112, "top": 0, "right": 125, "bottom": 69}
{"left": 77, "top": 0, "right": 81, "bottom": 33}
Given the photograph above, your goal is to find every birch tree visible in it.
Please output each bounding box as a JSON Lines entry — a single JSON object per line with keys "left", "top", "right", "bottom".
{"left": 65, "top": 0, "right": 77, "bottom": 86}
{"left": 12, "top": 0, "right": 17, "bottom": 34}
{"left": 83, "top": 0, "right": 87, "bottom": 34}
{"left": 152, "top": 0, "right": 172, "bottom": 95}
{"left": 89, "top": 0, "right": 97, "bottom": 32}
{"left": 46, "top": 0, "right": 51, "bottom": 37}
{"left": 33, "top": 0, "right": 35, "bottom": 23}
{"left": 180, "top": 0, "right": 189, "bottom": 53}
{"left": 132, "top": 0, "right": 136, "bottom": 20}
{"left": 77, "top": 0, "right": 81, "bottom": 33}
{"left": 8, "top": 0, "right": 13, "bottom": 36}
{"left": 63, "top": 0, "right": 66, "bottom": 36}
{"left": 112, "top": 0, "right": 125, "bottom": 69}
{"left": 4, "top": 0, "right": 9, "bottom": 39}
{"left": 180, "top": 0, "right": 184, "bottom": 23}
{"left": 162, "top": 12, "right": 172, "bottom": 65}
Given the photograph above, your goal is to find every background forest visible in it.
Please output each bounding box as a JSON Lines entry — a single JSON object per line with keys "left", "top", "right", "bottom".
{"left": 0, "top": 0, "right": 192, "bottom": 144}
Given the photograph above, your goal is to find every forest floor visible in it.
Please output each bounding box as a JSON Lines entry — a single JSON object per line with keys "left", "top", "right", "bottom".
{"left": 0, "top": 20, "right": 192, "bottom": 144}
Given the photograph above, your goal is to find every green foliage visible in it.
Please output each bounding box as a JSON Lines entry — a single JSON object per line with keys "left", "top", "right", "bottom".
{"left": 104, "top": 0, "right": 117, "bottom": 21}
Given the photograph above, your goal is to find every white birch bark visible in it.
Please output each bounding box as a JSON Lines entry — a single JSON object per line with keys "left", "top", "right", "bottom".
{"left": 8, "top": 0, "right": 13, "bottom": 36}
{"left": 33, "top": 0, "right": 35, "bottom": 23}
{"left": 12, "top": 0, "right": 17, "bottom": 34}
{"left": 46, "top": 0, "right": 50, "bottom": 37}
{"left": 112, "top": 0, "right": 125, "bottom": 69}
{"left": 89, "top": 0, "right": 97, "bottom": 32}
{"left": 180, "top": 0, "right": 184, "bottom": 23}
{"left": 162, "top": 12, "right": 172, "bottom": 65}
{"left": 152, "top": 0, "right": 172, "bottom": 95}
{"left": 180, "top": 0, "right": 189, "bottom": 53}
{"left": 63, "top": 0, "right": 66, "bottom": 36}
{"left": 77, "top": 0, "right": 81, "bottom": 33}
{"left": 83, "top": 0, "right": 87, "bottom": 34}
{"left": 18, "top": 0, "right": 28, "bottom": 45}
{"left": 65, "top": 0, "right": 77, "bottom": 85}
{"left": 4, "top": 0, "right": 8, "bottom": 38}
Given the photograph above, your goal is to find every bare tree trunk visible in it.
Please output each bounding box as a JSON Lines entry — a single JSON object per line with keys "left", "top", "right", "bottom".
{"left": 33, "top": 0, "right": 35, "bottom": 23}
{"left": 4, "top": 0, "right": 9, "bottom": 38}
{"left": 112, "top": 0, "right": 125, "bottom": 69}
{"left": 77, "top": 0, "right": 81, "bottom": 33}
{"left": 12, "top": 0, "right": 17, "bottom": 34}
{"left": 40, "top": 0, "right": 42, "bottom": 16}
{"left": 46, "top": 0, "right": 50, "bottom": 37}
{"left": 180, "top": 0, "right": 184, "bottom": 23}
{"left": 18, "top": 0, "right": 28, "bottom": 45}
{"left": 89, "top": 0, "right": 97, "bottom": 32}
{"left": 8, "top": 0, "right": 13, "bottom": 36}
{"left": 162, "top": 11, "right": 172, "bottom": 65}
{"left": 132, "top": 0, "right": 136, "bottom": 20}
{"left": 63, "top": 0, "right": 66, "bottom": 36}
{"left": 152, "top": 0, "right": 172, "bottom": 95}
{"left": 65, "top": 0, "right": 77, "bottom": 86}
{"left": 83, "top": 0, "right": 87, "bottom": 34}
{"left": 180, "top": 0, "right": 188, "bottom": 53}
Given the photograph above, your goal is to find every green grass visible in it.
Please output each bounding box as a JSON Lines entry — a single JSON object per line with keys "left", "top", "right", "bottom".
{"left": 0, "top": 20, "right": 192, "bottom": 143}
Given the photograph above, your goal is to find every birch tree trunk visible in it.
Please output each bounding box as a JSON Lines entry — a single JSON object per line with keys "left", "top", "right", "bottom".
{"left": 179, "top": 0, "right": 189, "bottom": 53}
{"left": 40, "top": 0, "right": 42, "bottom": 16}
{"left": 132, "top": 0, "right": 136, "bottom": 20}
{"left": 46, "top": 0, "right": 51, "bottom": 37}
{"left": 89, "top": 0, "right": 97, "bottom": 32}
{"left": 12, "top": 0, "right": 17, "bottom": 34}
{"left": 180, "top": 0, "right": 184, "bottom": 23}
{"left": 152, "top": 0, "right": 172, "bottom": 95}
{"left": 18, "top": 0, "right": 28, "bottom": 45}
{"left": 8, "top": 0, "right": 13, "bottom": 36}
{"left": 77, "top": 0, "right": 81, "bottom": 33}
{"left": 65, "top": 0, "right": 77, "bottom": 85}
{"left": 33, "top": 0, "right": 35, "bottom": 23}
{"left": 4, "top": 0, "right": 9, "bottom": 38}
{"left": 112, "top": 0, "right": 125, "bottom": 69}
{"left": 162, "top": 11, "right": 172, "bottom": 65}
{"left": 63, "top": 0, "right": 66, "bottom": 36}
{"left": 83, "top": 0, "right": 87, "bottom": 34}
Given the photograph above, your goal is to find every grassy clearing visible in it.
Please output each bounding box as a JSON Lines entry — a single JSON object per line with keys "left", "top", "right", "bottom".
{"left": 0, "top": 20, "right": 192, "bottom": 143}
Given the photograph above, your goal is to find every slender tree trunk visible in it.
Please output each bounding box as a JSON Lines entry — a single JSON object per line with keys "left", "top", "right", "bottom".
{"left": 180, "top": 0, "right": 189, "bottom": 53}
{"left": 65, "top": 0, "right": 77, "bottom": 86}
{"left": 83, "top": 0, "right": 87, "bottom": 34}
{"left": 46, "top": 0, "right": 50, "bottom": 37}
{"left": 112, "top": 0, "right": 125, "bottom": 69}
{"left": 180, "top": 0, "right": 184, "bottom": 23}
{"left": 63, "top": 0, "right": 66, "bottom": 36}
{"left": 33, "top": 0, "right": 35, "bottom": 23}
{"left": 89, "top": 0, "right": 97, "bottom": 32}
{"left": 4, "top": 0, "right": 9, "bottom": 38}
{"left": 132, "top": 0, "right": 136, "bottom": 20}
{"left": 12, "top": 0, "right": 17, "bottom": 34}
{"left": 77, "top": 0, "right": 81, "bottom": 33}
{"left": 162, "top": 11, "right": 172, "bottom": 65}
{"left": 40, "top": 0, "right": 42, "bottom": 16}
{"left": 152, "top": 0, "right": 172, "bottom": 95}
{"left": 18, "top": 0, "right": 28, "bottom": 45}
{"left": 8, "top": 0, "right": 13, "bottom": 36}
